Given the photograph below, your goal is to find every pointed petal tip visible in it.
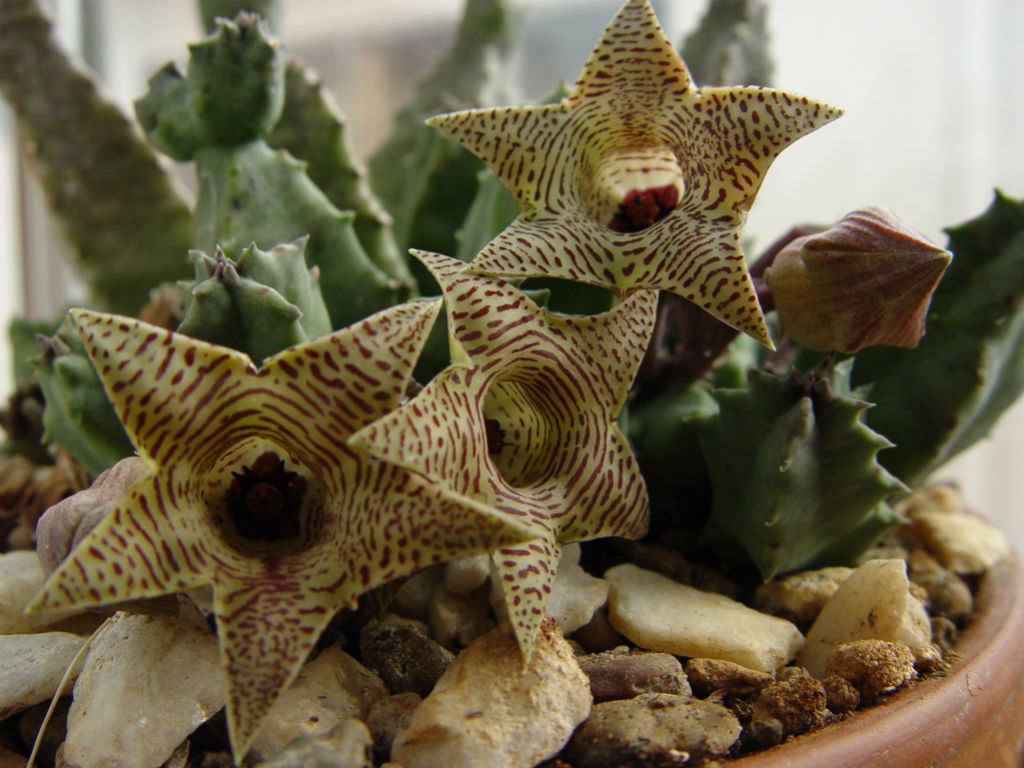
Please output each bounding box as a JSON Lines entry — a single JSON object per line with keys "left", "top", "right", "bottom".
{"left": 410, "top": 249, "right": 466, "bottom": 286}
{"left": 22, "top": 591, "right": 50, "bottom": 615}
{"left": 425, "top": 110, "right": 466, "bottom": 134}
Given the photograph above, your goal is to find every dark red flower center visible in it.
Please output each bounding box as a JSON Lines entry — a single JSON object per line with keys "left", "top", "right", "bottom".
{"left": 225, "top": 451, "right": 308, "bottom": 543}
{"left": 608, "top": 184, "right": 680, "bottom": 233}
{"left": 485, "top": 417, "right": 507, "bottom": 455}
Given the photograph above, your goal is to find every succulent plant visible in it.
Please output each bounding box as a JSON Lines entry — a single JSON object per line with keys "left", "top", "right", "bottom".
{"left": 0, "top": 0, "right": 193, "bottom": 315}
{"left": 697, "top": 362, "right": 907, "bottom": 580}
{"left": 351, "top": 250, "right": 657, "bottom": 658}
{"left": 134, "top": 13, "right": 403, "bottom": 329}
{"left": 28, "top": 305, "right": 533, "bottom": 760}
{"left": 428, "top": 0, "right": 841, "bottom": 345}
{"left": 177, "top": 238, "right": 332, "bottom": 365}
{"left": 367, "top": 0, "right": 520, "bottom": 266}
{"left": 30, "top": 316, "right": 134, "bottom": 476}
{"left": 852, "top": 192, "right": 1024, "bottom": 485}
{"left": 1, "top": 0, "right": 1023, "bottom": 761}
{"left": 268, "top": 61, "right": 415, "bottom": 294}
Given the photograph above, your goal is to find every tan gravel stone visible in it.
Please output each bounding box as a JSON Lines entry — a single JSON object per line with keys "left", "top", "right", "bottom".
{"left": 754, "top": 566, "right": 853, "bottom": 626}
{"left": 605, "top": 564, "right": 803, "bottom": 673}
{"left": 825, "top": 638, "right": 916, "bottom": 696}
{"left": 63, "top": 612, "right": 223, "bottom": 768}
{"left": 392, "top": 618, "right": 590, "bottom": 768}
{"left": 798, "top": 559, "right": 931, "bottom": 677}
{"left": 0, "top": 631, "right": 85, "bottom": 719}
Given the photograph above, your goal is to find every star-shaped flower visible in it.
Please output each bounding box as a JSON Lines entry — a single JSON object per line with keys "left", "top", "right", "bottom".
{"left": 350, "top": 251, "right": 657, "bottom": 658}
{"left": 28, "top": 303, "right": 533, "bottom": 762}
{"left": 427, "top": 0, "right": 842, "bottom": 345}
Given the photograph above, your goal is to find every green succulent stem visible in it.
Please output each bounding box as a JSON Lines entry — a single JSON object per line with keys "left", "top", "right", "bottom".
{"left": 30, "top": 315, "right": 133, "bottom": 475}
{"left": 853, "top": 191, "right": 1024, "bottom": 485}
{"left": 268, "top": 61, "right": 415, "bottom": 295}
{"left": 192, "top": 141, "right": 400, "bottom": 329}
{"left": 697, "top": 364, "right": 906, "bottom": 580}
{"left": 0, "top": 0, "right": 193, "bottom": 315}
{"left": 367, "top": 0, "right": 519, "bottom": 271}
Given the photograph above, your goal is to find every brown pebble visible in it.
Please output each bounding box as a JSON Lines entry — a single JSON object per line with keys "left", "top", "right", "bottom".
{"left": 825, "top": 639, "right": 916, "bottom": 697}
{"left": 930, "top": 615, "right": 959, "bottom": 655}
{"left": 898, "top": 483, "right": 965, "bottom": 518}
{"left": 685, "top": 657, "right": 774, "bottom": 698}
{"left": 751, "top": 675, "right": 828, "bottom": 736}
{"left": 914, "top": 643, "right": 948, "bottom": 675}
{"left": 564, "top": 693, "right": 741, "bottom": 768}
{"left": 572, "top": 605, "right": 625, "bottom": 652}
{"left": 19, "top": 698, "right": 69, "bottom": 766}
{"left": 909, "top": 550, "right": 973, "bottom": 623}
{"left": 777, "top": 665, "right": 812, "bottom": 682}
{"left": 753, "top": 567, "right": 852, "bottom": 627}
{"left": 359, "top": 616, "right": 455, "bottom": 697}
{"left": 746, "top": 715, "right": 785, "bottom": 747}
{"left": 617, "top": 541, "right": 742, "bottom": 598}
{"left": 579, "top": 649, "right": 690, "bottom": 702}
{"left": 821, "top": 674, "right": 860, "bottom": 713}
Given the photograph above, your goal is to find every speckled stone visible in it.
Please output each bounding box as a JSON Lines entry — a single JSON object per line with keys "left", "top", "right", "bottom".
{"left": 392, "top": 618, "right": 589, "bottom": 768}
{"left": 564, "top": 693, "right": 740, "bottom": 767}
{"left": 825, "top": 639, "right": 916, "bottom": 697}
{"left": 684, "top": 657, "right": 774, "bottom": 698}
{"left": 754, "top": 567, "right": 853, "bottom": 627}
{"left": 360, "top": 616, "right": 454, "bottom": 697}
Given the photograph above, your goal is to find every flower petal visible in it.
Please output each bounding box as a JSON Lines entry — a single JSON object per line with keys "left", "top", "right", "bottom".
{"left": 70, "top": 309, "right": 254, "bottom": 469}
{"left": 43, "top": 300, "right": 539, "bottom": 759}
{"left": 212, "top": 569, "right": 336, "bottom": 762}
{"left": 28, "top": 472, "right": 210, "bottom": 612}
{"left": 491, "top": 539, "right": 561, "bottom": 655}
{"left": 215, "top": 463, "right": 537, "bottom": 761}
{"left": 428, "top": 0, "right": 841, "bottom": 346}
{"left": 352, "top": 251, "right": 655, "bottom": 656}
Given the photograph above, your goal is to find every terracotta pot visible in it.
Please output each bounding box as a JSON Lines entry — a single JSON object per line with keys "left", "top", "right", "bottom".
{"left": 731, "top": 555, "right": 1024, "bottom": 768}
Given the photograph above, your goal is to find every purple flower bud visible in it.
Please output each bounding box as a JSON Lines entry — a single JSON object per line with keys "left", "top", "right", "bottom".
{"left": 764, "top": 208, "right": 951, "bottom": 353}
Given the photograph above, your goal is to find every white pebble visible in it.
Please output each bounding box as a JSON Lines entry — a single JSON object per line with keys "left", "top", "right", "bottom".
{"left": 0, "top": 551, "right": 78, "bottom": 634}
{"left": 0, "top": 631, "right": 86, "bottom": 719}
{"left": 392, "top": 618, "right": 590, "bottom": 768}
{"left": 605, "top": 564, "right": 803, "bottom": 674}
{"left": 912, "top": 511, "right": 1011, "bottom": 574}
{"left": 491, "top": 544, "right": 608, "bottom": 635}
{"left": 443, "top": 554, "right": 491, "bottom": 595}
{"left": 63, "top": 612, "right": 224, "bottom": 768}
{"left": 798, "top": 559, "right": 932, "bottom": 677}
{"left": 429, "top": 584, "right": 493, "bottom": 648}
{"left": 247, "top": 645, "right": 386, "bottom": 760}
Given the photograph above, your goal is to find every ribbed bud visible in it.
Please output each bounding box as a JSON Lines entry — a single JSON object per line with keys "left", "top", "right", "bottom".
{"left": 764, "top": 208, "right": 951, "bottom": 353}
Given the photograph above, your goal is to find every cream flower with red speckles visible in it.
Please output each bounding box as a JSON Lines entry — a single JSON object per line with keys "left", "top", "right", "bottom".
{"left": 350, "top": 251, "right": 657, "bottom": 659}
{"left": 28, "top": 303, "right": 533, "bottom": 762}
{"left": 427, "top": 0, "right": 842, "bottom": 346}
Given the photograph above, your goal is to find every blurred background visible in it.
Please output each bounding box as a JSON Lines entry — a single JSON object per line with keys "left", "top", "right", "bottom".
{"left": 1, "top": 0, "right": 1022, "bottom": 543}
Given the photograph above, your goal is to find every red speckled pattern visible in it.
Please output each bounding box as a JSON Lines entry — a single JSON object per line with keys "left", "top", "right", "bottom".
{"left": 428, "top": 0, "right": 841, "bottom": 346}
{"left": 350, "top": 251, "right": 657, "bottom": 660}
{"left": 29, "top": 303, "right": 534, "bottom": 761}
